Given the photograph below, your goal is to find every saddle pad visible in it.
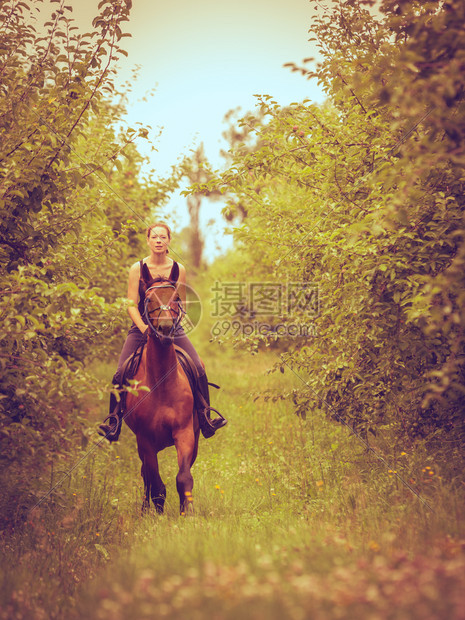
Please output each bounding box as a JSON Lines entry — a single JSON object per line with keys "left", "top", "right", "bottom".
{"left": 173, "top": 345, "right": 199, "bottom": 400}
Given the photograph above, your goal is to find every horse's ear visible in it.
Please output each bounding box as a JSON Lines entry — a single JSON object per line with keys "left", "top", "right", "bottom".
{"left": 141, "top": 262, "right": 152, "bottom": 283}
{"left": 170, "top": 262, "right": 179, "bottom": 283}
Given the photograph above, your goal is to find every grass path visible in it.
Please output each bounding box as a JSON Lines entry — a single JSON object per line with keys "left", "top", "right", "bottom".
{"left": 2, "top": 348, "right": 465, "bottom": 619}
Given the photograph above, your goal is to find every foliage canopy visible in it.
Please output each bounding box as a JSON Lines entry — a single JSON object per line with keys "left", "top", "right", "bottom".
{"left": 200, "top": 0, "right": 465, "bottom": 444}
{"left": 0, "top": 0, "right": 181, "bottom": 521}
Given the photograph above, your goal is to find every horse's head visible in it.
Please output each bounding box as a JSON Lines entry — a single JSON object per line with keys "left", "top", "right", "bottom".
{"left": 141, "top": 263, "right": 183, "bottom": 343}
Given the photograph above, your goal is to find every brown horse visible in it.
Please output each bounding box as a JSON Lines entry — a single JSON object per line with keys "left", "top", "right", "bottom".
{"left": 124, "top": 265, "right": 199, "bottom": 515}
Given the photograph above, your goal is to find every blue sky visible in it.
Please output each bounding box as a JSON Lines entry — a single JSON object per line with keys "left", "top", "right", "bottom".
{"left": 72, "top": 0, "right": 325, "bottom": 259}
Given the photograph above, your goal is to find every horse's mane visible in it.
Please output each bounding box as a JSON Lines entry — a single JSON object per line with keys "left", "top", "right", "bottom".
{"left": 141, "top": 261, "right": 179, "bottom": 291}
{"left": 142, "top": 276, "right": 178, "bottom": 299}
{"left": 143, "top": 276, "right": 176, "bottom": 292}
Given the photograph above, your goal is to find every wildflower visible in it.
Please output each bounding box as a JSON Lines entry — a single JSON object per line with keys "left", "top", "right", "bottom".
{"left": 316, "top": 480, "right": 324, "bottom": 487}
{"left": 400, "top": 452, "right": 407, "bottom": 456}
{"left": 215, "top": 485, "right": 220, "bottom": 490}
{"left": 369, "top": 540, "right": 380, "bottom": 552}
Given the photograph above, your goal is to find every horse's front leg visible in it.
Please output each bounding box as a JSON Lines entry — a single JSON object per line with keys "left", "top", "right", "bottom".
{"left": 174, "top": 430, "right": 197, "bottom": 514}
{"left": 137, "top": 436, "right": 166, "bottom": 514}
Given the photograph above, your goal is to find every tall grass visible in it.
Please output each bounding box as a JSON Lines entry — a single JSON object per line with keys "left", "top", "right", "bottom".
{"left": 1, "top": 344, "right": 464, "bottom": 619}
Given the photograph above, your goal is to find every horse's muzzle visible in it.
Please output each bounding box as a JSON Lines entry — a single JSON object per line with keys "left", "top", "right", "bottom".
{"left": 157, "top": 322, "right": 173, "bottom": 337}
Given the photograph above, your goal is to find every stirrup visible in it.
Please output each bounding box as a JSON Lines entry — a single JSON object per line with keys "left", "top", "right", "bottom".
{"left": 98, "top": 413, "right": 122, "bottom": 443}
{"left": 198, "top": 406, "right": 227, "bottom": 439}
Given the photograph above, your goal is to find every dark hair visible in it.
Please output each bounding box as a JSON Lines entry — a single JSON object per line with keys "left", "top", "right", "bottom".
{"left": 146, "top": 222, "right": 172, "bottom": 254}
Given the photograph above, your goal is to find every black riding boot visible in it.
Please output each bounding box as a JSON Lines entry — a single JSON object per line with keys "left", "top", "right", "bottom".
{"left": 98, "top": 391, "right": 123, "bottom": 443}
{"left": 195, "top": 373, "right": 227, "bottom": 439}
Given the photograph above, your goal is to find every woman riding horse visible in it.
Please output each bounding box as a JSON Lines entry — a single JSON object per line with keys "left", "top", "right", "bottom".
{"left": 99, "top": 222, "right": 227, "bottom": 442}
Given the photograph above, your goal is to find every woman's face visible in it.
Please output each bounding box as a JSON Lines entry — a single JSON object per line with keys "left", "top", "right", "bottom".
{"left": 147, "top": 226, "right": 170, "bottom": 254}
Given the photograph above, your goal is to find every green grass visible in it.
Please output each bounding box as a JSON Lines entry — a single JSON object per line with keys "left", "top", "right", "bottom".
{"left": 1, "top": 345, "right": 465, "bottom": 619}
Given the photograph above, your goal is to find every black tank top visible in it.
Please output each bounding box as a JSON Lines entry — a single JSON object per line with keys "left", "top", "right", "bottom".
{"left": 137, "top": 260, "right": 179, "bottom": 320}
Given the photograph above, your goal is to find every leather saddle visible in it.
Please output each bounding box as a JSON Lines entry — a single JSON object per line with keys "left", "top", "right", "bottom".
{"left": 100, "top": 339, "right": 226, "bottom": 442}
{"left": 119, "top": 342, "right": 199, "bottom": 394}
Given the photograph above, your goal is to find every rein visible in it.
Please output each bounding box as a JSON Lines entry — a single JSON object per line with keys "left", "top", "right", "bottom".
{"left": 143, "top": 282, "right": 184, "bottom": 341}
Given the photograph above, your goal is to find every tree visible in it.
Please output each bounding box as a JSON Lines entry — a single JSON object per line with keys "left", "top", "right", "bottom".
{"left": 198, "top": 0, "right": 465, "bottom": 444}
{"left": 0, "top": 0, "right": 181, "bottom": 522}
{"left": 219, "top": 106, "right": 265, "bottom": 222}
{"left": 183, "top": 144, "right": 225, "bottom": 269}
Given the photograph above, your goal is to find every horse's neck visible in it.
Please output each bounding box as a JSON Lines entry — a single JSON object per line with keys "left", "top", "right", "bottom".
{"left": 145, "top": 336, "right": 178, "bottom": 383}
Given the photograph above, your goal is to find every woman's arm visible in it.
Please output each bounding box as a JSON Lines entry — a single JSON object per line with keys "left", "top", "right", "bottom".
{"left": 177, "top": 263, "right": 187, "bottom": 309}
{"left": 127, "top": 262, "right": 148, "bottom": 333}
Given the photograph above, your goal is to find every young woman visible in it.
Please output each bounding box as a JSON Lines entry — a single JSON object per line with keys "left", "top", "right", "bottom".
{"left": 99, "top": 222, "right": 227, "bottom": 442}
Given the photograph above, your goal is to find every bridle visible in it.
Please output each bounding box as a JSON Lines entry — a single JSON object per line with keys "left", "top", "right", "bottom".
{"left": 143, "top": 282, "right": 184, "bottom": 341}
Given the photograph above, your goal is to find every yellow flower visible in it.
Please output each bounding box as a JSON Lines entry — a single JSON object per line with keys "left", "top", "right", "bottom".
{"left": 369, "top": 540, "right": 380, "bottom": 552}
